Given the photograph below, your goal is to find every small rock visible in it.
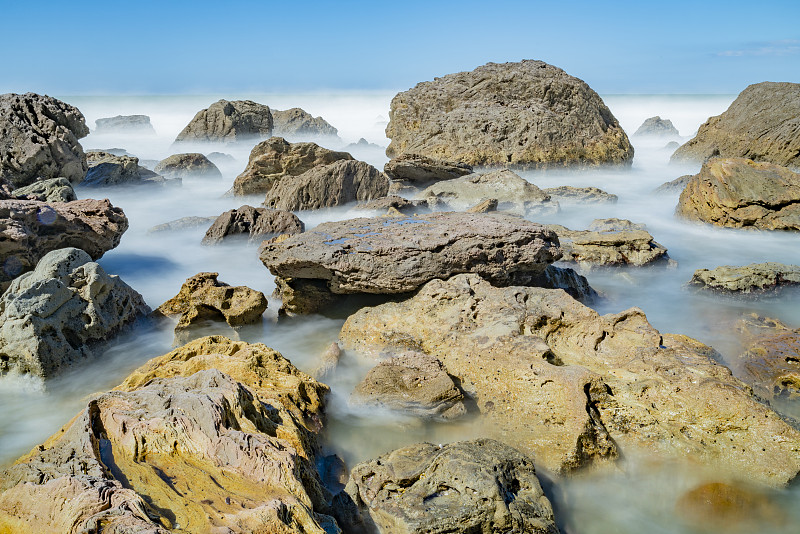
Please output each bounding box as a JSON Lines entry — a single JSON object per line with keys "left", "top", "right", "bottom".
{"left": 153, "top": 153, "right": 221, "bottom": 180}
{"left": 689, "top": 262, "right": 800, "bottom": 294}
{"left": 94, "top": 115, "right": 155, "bottom": 135}
{"left": 312, "top": 341, "right": 341, "bottom": 380}
{"left": 147, "top": 216, "right": 218, "bottom": 234}
{"left": 542, "top": 185, "right": 618, "bottom": 204}
{"left": 83, "top": 151, "right": 170, "bottom": 187}
{"left": 271, "top": 107, "right": 338, "bottom": 139}
{"left": 202, "top": 205, "right": 304, "bottom": 245}
{"left": 466, "top": 198, "right": 498, "bottom": 213}
{"left": 653, "top": 174, "right": 692, "bottom": 195}
{"left": 633, "top": 116, "right": 679, "bottom": 137}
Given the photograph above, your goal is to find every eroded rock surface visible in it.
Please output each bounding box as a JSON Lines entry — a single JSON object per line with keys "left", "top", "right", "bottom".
{"left": 734, "top": 315, "right": 800, "bottom": 401}
{"left": 383, "top": 153, "right": 472, "bottom": 183}
{"left": 11, "top": 177, "right": 76, "bottom": 202}
{"left": 174, "top": 99, "right": 273, "bottom": 143}
{"left": 690, "top": 262, "right": 800, "bottom": 294}
{"left": 153, "top": 153, "right": 221, "bottom": 180}
{"left": 202, "top": 205, "right": 304, "bottom": 244}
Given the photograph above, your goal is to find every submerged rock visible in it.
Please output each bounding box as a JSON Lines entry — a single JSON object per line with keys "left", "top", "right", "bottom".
{"left": 676, "top": 482, "right": 786, "bottom": 533}
{"left": 153, "top": 152, "right": 222, "bottom": 180}
{"left": 0, "top": 248, "right": 149, "bottom": 378}
{"left": 689, "top": 262, "right": 800, "bottom": 294}
{"left": 634, "top": 116, "right": 679, "bottom": 137}
{"left": 386, "top": 60, "right": 633, "bottom": 167}
{"left": 147, "top": 215, "right": 217, "bottom": 233}
{"left": 202, "top": 205, "right": 304, "bottom": 244}
{"left": 653, "top": 174, "right": 692, "bottom": 195}
{"left": 271, "top": 107, "right": 339, "bottom": 139}
{"left": 94, "top": 114, "right": 155, "bottom": 134}
{"left": 83, "top": 150, "right": 170, "bottom": 187}
{"left": 734, "top": 315, "right": 800, "bottom": 401}
{"left": 542, "top": 185, "right": 618, "bottom": 204}
{"left": 383, "top": 153, "right": 473, "bottom": 183}
{"left": 10, "top": 177, "right": 76, "bottom": 202}
{"left": 174, "top": 99, "right": 273, "bottom": 143}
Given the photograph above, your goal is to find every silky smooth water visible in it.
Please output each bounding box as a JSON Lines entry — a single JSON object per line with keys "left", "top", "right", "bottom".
{"left": 1, "top": 93, "right": 798, "bottom": 533}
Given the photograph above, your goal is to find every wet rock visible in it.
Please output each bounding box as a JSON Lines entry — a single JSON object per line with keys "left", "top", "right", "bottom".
{"left": 233, "top": 136, "right": 353, "bottom": 196}
{"left": 421, "top": 169, "right": 559, "bottom": 216}
{"left": 339, "top": 273, "right": 800, "bottom": 484}
{"left": 383, "top": 153, "right": 473, "bottom": 183}
{"left": 354, "top": 195, "right": 429, "bottom": 214}
{"left": 83, "top": 150, "right": 170, "bottom": 187}
{"left": 542, "top": 185, "right": 618, "bottom": 204}
{"left": 174, "top": 99, "right": 273, "bottom": 143}
{"left": 0, "top": 248, "right": 149, "bottom": 378}
{"left": 634, "top": 116, "right": 679, "bottom": 137}
{"left": 202, "top": 205, "right": 304, "bottom": 245}
{"left": 94, "top": 114, "right": 155, "bottom": 134}
{"left": 676, "top": 482, "right": 785, "bottom": 533}
{"left": 676, "top": 158, "right": 800, "bottom": 230}
{"left": 0, "top": 336, "right": 335, "bottom": 533}
{"left": 671, "top": 82, "right": 800, "bottom": 167}
{"left": 146, "top": 215, "right": 217, "bottom": 233}
{"left": 271, "top": 107, "right": 339, "bottom": 139}
{"left": 653, "top": 174, "right": 692, "bottom": 194}
{"left": 11, "top": 177, "right": 76, "bottom": 202}
{"left": 262, "top": 159, "right": 389, "bottom": 211}
{"left": 689, "top": 262, "right": 800, "bottom": 294}
{"left": 0, "top": 198, "right": 128, "bottom": 288}
{"left": 734, "top": 315, "right": 800, "bottom": 401}
{"left": 0, "top": 93, "right": 89, "bottom": 188}
{"left": 340, "top": 439, "right": 559, "bottom": 534}
{"left": 153, "top": 153, "right": 222, "bottom": 180}
{"left": 351, "top": 351, "right": 466, "bottom": 420}
{"left": 386, "top": 60, "right": 633, "bottom": 167}
{"left": 260, "top": 212, "right": 562, "bottom": 314}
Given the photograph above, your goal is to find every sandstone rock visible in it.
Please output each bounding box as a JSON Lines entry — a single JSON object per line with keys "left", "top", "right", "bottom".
{"left": 671, "top": 82, "right": 800, "bottom": 167}
{"left": 386, "top": 60, "right": 633, "bottom": 167}
{"left": 233, "top": 137, "right": 353, "bottom": 196}
{"left": 83, "top": 150, "right": 170, "bottom": 187}
{"left": 734, "top": 315, "right": 800, "bottom": 401}
{"left": 153, "top": 152, "right": 222, "bottom": 180}
{"left": 340, "top": 439, "right": 559, "bottom": 534}
{"left": 202, "top": 205, "right": 304, "bottom": 244}
{"left": 94, "top": 114, "right": 155, "bottom": 134}
{"left": 421, "top": 169, "right": 559, "bottom": 216}
{"left": 466, "top": 198, "right": 498, "bottom": 213}
{"left": 271, "top": 107, "right": 339, "bottom": 139}
{"left": 339, "top": 274, "right": 800, "bottom": 484}
{"left": 653, "top": 174, "right": 692, "bottom": 195}
{"left": 174, "top": 99, "right": 273, "bottom": 143}
{"left": 383, "top": 153, "right": 473, "bottom": 183}
{"left": 633, "top": 116, "right": 679, "bottom": 137}
{"left": 0, "top": 198, "right": 128, "bottom": 288}
{"left": 676, "top": 158, "right": 800, "bottom": 230}
{"left": 11, "top": 177, "right": 76, "bottom": 202}
{"left": 146, "top": 215, "right": 217, "bottom": 233}
{"left": 262, "top": 159, "right": 390, "bottom": 211}
{"left": 542, "top": 185, "right": 618, "bottom": 204}
{"left": 0, "top": 336, "right": 335, "bottom": 533}
{"left": 351, "top": 351, "right": 466, "bottom": 420}
{"left": 689, "top": 262, "right": 800, "bottom": 294}
{"left": 354, "top": 195, "right": 429, "bottom": 214}
{"left": 0, "top": 248, "right": 149, "bottom": 378}
{"left": 312, "top": 341, "right": 341, "bottom": 380}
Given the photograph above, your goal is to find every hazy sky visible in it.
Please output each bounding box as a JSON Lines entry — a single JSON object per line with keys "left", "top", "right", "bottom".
{"left": 2, "top": 0, "right": 798, "bottom": 95}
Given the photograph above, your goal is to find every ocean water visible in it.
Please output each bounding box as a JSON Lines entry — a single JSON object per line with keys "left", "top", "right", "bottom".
{"left": 1, "top": 92, "right": 798, "bottom": 532}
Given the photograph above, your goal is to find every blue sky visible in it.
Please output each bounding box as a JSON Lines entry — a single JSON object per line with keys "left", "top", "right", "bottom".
{"left": 1, "top": 0, "right": 798, "bottom": 94}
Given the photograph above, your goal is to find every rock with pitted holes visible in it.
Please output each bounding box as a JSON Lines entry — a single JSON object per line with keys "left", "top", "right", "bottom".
{"left": 689, "top": 262, "right": 800, "bottom": 294}
{"left": 734, "top": 314, "right": 800, "bottom": 402}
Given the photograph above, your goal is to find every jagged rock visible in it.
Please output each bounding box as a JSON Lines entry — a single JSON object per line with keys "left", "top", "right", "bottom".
{"left": 466, "top": 198, "right": 498, "bottom": 213}
{"left": 271, "top": 108, "right": 338, "bottom": 139}
{"left": 202, "top": 205, "right": 304, "bottom": 245}
{"left": 546, "top": 218, "right": 668, "bottom": 266}
{"left": 260, "top": 212, "right": 562, "bottom": 314}
{"left": 689, "top": 262, "right": 800, "bottom": 294}
{"left": 671, "top": 82, "right": 800, "bottom": 167}
{"left": 83, "top": 151, "right": 170, "bottom": 187}
{"left": 0, "top": 92, "right": 89, "bottom": 188}
{"left": 233, "top": 137, "right": 353, "bottom": 196}
{"left": 0, "top": 336, "right": 335, "bottom": 533}
{"left": 386, "top": 60, "right": 633, "bottom": 167}
{"left": 633, "top": 116, "right": 679, "bottom": 137}
{"left": 262, "top": 160, "right": 389, "bottom": 211}
{"left": 542, "top": 185, "right": 618, "bottom": 204}
{"left": 10, "top": 177, "right": 76, "bottom": 202}
{"left": 0, "top": 248, "right": 149, "bottom": 378}
{"left": 339, "top": 274, "right": 800, "bottom": 484}
{"left": 153, "top": 153, "right": 222, "bottom": 180}
{"left": 146, "top": 215, "right": 217, "bottom": 234}
{"left": 0, "top": 198, "right": 128, "bottom": 288}
{"left": 174, "top": 99, "right": 273, "bottom": 143}
{"left": 675, "top": 158, "right": 800, "bottom": 230}
{"left": 734, "top": 315, "right": 800, "bottom": 401}
{"left": 351, "top": 351, "right": 466, "bottom": 420}
{"left": 383, "top": 153, "right": 473, "bottom": 183}
{"left": 654, "top": 174, "right": 692, "bottom": 194}
{"left": 339, "top": 439, "right": 559, "bottom": 534}
{"left": 94, "top": 114, "right": 155, "bottom": 134}
{"left": 421, "top": 169, "right": 559, "bottom": 216}
{"left": 354, "top": 195, "right": 429, "bottom": 214}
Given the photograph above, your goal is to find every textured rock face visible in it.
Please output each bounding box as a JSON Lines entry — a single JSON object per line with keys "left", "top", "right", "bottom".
{"left": 233, "top": 137, "right": 353, "bottom": 195}
{"left": 354, "top": 195, "right": 430, "bottom": 214}
{"left": 421, "top": 169, "right": 559, "bottom": 216}
{"left": 340, "top": 439, "right": 559, "bottom": 534}
{"left": 634, "top": 116, "right": 679, "bottom": 137}
{"left": 671, "top": 82, "right": 800, "bottom": 167}
{"left": 174, "top": 99, "right": 273, "bottom": 143}
{"left": 10, "top": 177, "right": 76, "bottom": 202}
{"left": 690, "top": 262, "right": 800, "bottom": 294}
{"left": 351, "top": 351, "right": 466, "bottom": 420}
{"left": 271, "top": 107, "right": 339, "bottom": 138}
{"left": 0, "top": 336, "right": 335, "bottom": 533}
{"left": 263, "top": 159, "right": 390, "bottom": 211}
{"left": 386, "top": 60, "right": 633, "bottom": 167}
{"left": 340, "top": 274, "right": 800, "bottom": 484}
{"left": 153, "top": 152, "right": 222, "bottom": 180}
{"left": 0, "top": 248, "right": 149, "bottom": 378}
{"left": 383, "top": 153, "right": 473, "bottom": 183}
{"left": 203, "top": 205, "right": 304, "bottom": 244}
{"left": 542, "top": 185, "right": 618, "bottom": 204}
{"left": 94, "top": 114, "right": 155, "bottom": 134}
{"left": 546, "top": 218, "right": 669, "bottom": 267}
{"left": 83, "top": 151, "right": 168, "bottom": 187}
{"left": 0, "top": 92, "right": 89, "bottom": 188}
{"left": 675, "top": 158, "right": 800, "bottom": 230}
{"left": 735, "top": 315, "right": 800, "bottom": 401}
{"left": 0, "top": 198, "right": 128, "bottom": 288}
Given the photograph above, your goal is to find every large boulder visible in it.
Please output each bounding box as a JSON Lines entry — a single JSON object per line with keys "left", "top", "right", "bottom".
{"left": 0, "top": 93, "right": 89, "bottom": 188}
{"left": 259, "top": 212, "right": 563, "bottom": 313}
{"left": 734, "top": 315, "right": 800, "bottom": 402}
{"left": 94, "top": 114, "right": 155, "bottom": 135}
{"left": 262, "top": 159, "right": 390, "bottom": 211}
{"left": 675, "top": 158, "right": 800, "bottom": 230}
{"left": 10, "top": 177, "right": 76, "bottom": 202}
{"left": 0, "top": 248, "right": 149, "bottom": 378}
{"left": 233, "top": 137, "right": 353, "bottom": 196}
{"left": 202, "top": 205, "right": 304, "bottom": 244}
{"left": 0, "top": 336, "right": 336, "bottom": 533}
{"left": 153, "top": 153, "right": 222, "bottom": 180}
{"left": 174, "top": 99, "right": 273, "bottom": 144}
{"left": 339, "top": 274, "right": 800, "bottom": 485}
{"left": 689, "top": 262, "right": 800, "bottom": 294}
{"left": 386, "top": 60, "right": 633, "bottom": 167}
{"left": 271, "top": 108, "right": 339, "bottom": 139}
{"left": 383, "top": 153, "right": 472, "bottom": 183}
{"left": 83, "top": 150, "right": 169, "bottom": 187}
{"left": 0, "top": 198, "right": 128, "bottom": 288}
{"left": 339, "top": 439, "right": 559, "bottom": 534}
{"left": 633, "top": 116, "right": 679, "bottom": 137}
{"left": 671, "top": 82, "right": 800, "bottom": 168}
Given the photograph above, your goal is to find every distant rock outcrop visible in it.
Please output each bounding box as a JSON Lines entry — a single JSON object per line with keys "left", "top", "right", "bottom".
{"left": 634, "top": 116, "right": 679, "bottom": 137}
{"left": 94, "top": 114, "right": 155, "bottom": 135}
{"left": 271, "top": 108, "right": 338, "bottom": 139}
{"left": 83, "top": 151, "right": 169, "bottom": 187}
{"left": 153, "top": 153, "right": 222, "bottom": 180}
{"left": 174, "top": 99, "right": 273, "bottom": 143}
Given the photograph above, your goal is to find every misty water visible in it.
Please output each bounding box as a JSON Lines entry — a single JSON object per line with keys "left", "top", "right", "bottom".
{"left": 1, "top": 92, "right": 799, "bottom": 533}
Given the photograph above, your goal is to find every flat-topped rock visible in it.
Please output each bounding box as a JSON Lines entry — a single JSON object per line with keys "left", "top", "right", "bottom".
{"left": 94, "top": 114, "right": 155, "bottom": 134}
{"left": 153, "top": 153, "right": 221, "bottom": 180}
{"left": 690, "top": 262, "right": 800, "bottom": 294}
{"left": 383, "top": 153, "right": 473, "bottom": 183}
{"left": 84, "top": 151, "right": 169, "bottom": 187}
{"left": 202, "top": 205, "right": 304, "bottom": 244}
{"left": 542, "top": 185, "right": 618, "bottom": 204}
{"left": 676, "top": 158, "right": 800, "bottom": 230}
{"left": 271, "top": 107, "right": 338, "bottom": 139}
{"left": 174, "top": 99, "right": 273, "bottom": 143}
{"left": 546, "top": 218, "right": 668, "bottom": 266}
{"left": 386, "top": 60, "right": 633, "bottom": 167}
{"left": 10, "top": 177, "right": 76, "bottom": 202}
{"left": 634, "top": 116, "right": 679, "bottom": 137}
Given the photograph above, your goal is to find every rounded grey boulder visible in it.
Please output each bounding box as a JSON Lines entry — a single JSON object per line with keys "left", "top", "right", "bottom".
{"left": 153, "top": 153, "right": 221, "bottom": 180}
